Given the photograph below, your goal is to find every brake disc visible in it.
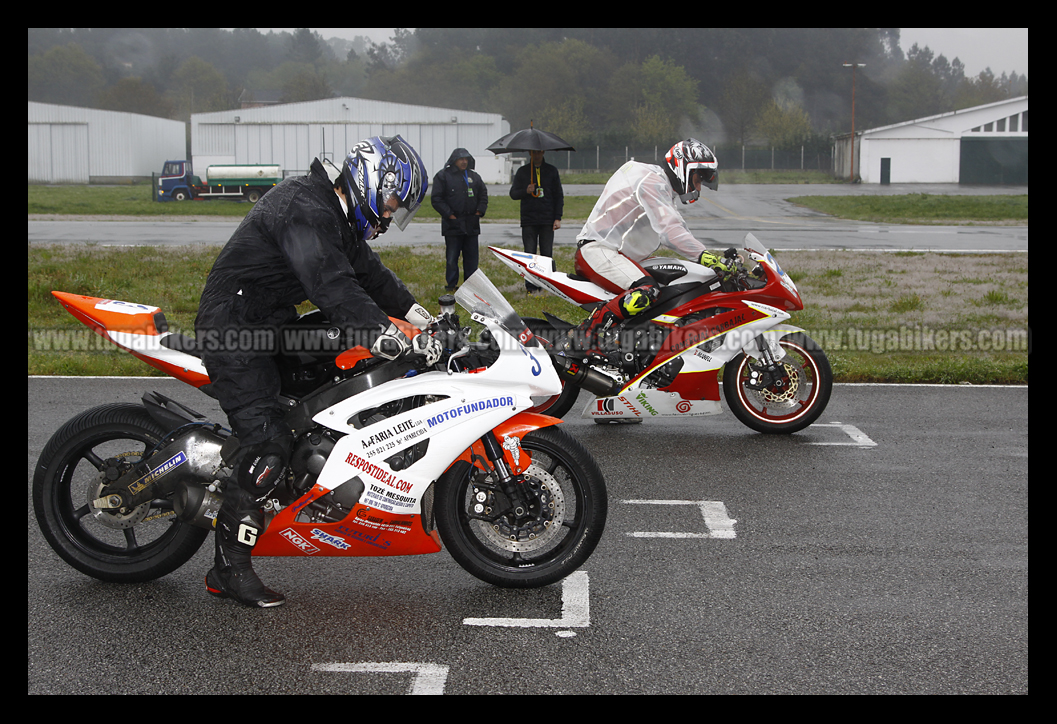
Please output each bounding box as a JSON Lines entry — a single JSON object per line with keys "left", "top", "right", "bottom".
{"left": 476, "top": 463, "right": 566, "bottom": 553}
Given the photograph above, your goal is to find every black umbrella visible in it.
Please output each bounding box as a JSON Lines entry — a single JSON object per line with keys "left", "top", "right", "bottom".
{"left": 486, "top": 123, "right": 575, "bottom": 154}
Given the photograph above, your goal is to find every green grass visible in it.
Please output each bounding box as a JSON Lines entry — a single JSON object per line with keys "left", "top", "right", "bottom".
{"left": 29, "top": 184, "right": 250, "bottom": 218}
{"left": 787, "top": 193, "right": 1028, "bottom": 224}
{"left": 29, "top": 245, "right": 1028, "bottom": 384}
{"left": 31, "top": 184, "right": 1029, "bottom": 227}
{"left": 27, "top": 183, "right": 594, "bottom": 222}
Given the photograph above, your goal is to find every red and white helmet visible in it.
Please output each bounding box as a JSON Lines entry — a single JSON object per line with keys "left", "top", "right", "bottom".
{"left": 663, "top": 138, "right": 718, "bottom": 203}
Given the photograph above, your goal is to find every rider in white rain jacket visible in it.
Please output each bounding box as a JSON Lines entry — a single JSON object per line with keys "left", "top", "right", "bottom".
{"left": 568, "top": 139, "right": 723, "bottom": 354}
{"left": 576, "top": 159, "right": 707, "bottom": 269}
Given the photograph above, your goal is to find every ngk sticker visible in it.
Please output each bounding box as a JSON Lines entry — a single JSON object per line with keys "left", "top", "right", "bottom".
{"left": 279, "top": 527, "right": 321, "bottom": 554}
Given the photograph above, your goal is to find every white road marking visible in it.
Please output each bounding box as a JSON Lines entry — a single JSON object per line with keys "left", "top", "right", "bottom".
{"left": 311, "top": 662, "right": 450, "bottom": 695}
{"left": 623, "top": 500, "right": 737, "bottom": 539}
{"left": 808, "top": 421, "right": 877, "bottom": 447}
{"left": 463, "top": 570, "right": 590, "bottom": 630}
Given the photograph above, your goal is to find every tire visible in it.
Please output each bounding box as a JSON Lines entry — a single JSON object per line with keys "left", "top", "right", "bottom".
{"left": 722, "top": 332, "right": 832, "bottom": 434}
{"left": 32, "top": 403, "right": 209, "bottom": 583}
{"left": 435, "top": 426, "right": 607, "bottom": 588}
{"left": 523, "top": 318, "right": 581, "bottom": 418}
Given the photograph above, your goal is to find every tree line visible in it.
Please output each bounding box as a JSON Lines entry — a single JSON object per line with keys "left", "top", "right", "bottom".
{"left": 28, "top": 28, "right": 1028, "bottom": 156}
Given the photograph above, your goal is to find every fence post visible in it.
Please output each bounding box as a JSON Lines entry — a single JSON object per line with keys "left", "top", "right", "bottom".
{"left": 771, "top": 147, "right": 774, "bottom": 170}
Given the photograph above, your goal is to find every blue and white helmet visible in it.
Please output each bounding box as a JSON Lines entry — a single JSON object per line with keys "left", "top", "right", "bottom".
{"left": 339, "top": 135, "right": 428, "bottom": 239}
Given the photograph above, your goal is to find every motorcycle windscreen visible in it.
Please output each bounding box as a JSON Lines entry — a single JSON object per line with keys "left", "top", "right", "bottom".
{"left": 455, "top": 270, "right": 542, "bottom": 348}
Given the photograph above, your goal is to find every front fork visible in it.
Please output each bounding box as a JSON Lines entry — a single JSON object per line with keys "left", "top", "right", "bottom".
{"left": 479, "top": 431, "right": 530, "bottom": 518}
{"left": 745, "top": 333, "right": 789, "bottom": 391}
{"left": 451, "top": 412, "right": 562, "bottom": 523}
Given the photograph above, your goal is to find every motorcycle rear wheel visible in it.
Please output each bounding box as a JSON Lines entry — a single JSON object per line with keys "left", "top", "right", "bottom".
{"left": 33, "top": 403, "right": 210, "bottom": 583}
{"left": 522, "top": 317, "right": 580, "bottom": 419}
{"left": 722, "top": 332, "right": 833, "bottom": 434}
{"left": 435, "top": 426, "right": 607, "bottom": 588}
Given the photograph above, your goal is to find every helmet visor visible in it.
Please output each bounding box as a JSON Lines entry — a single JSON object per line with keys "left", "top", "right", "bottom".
{"left": 390, "top": 205, "right": 419, "bottom": 231}
{"left": 379, "top": 187, "right": 421, "bottom": 231}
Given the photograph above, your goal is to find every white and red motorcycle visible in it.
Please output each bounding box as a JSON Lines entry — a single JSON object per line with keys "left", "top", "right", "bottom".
{"left": 33, "top": 271, "right": 606, "bottom": 589}
{"left": 491, "top": 233, "right": 832, "bottom": 433}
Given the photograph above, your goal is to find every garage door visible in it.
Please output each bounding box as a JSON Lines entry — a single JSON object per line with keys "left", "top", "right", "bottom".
{"left": 959, "top": 137, "right": 1028, "bottom": 184}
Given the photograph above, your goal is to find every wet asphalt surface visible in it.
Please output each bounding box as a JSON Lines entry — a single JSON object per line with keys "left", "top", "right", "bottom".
{"left": 28, "top": 183, "right": 1027, "bottom": 693}
{"left": 28, "top": 378, "right": 1027, "bottom": 694}
{"left": 28, "top": 183, "right": 1028, "bottom": 253}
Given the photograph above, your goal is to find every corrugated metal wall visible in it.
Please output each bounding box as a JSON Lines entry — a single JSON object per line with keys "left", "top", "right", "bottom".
{"left": 28, "top": 102, "right": 186, "bottom": 183}
{"left": 28, "top": 122, "right": 89, "bottom": 183}
{"left": 191, "top": 97, "right": 510, "bottom": 183}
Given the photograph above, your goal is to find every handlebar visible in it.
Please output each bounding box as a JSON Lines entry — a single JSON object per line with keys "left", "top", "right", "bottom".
{"left": 709, "top": 247, "right": 766, "bottom": 292}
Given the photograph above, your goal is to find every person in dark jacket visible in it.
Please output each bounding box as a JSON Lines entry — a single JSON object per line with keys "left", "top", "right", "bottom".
{"left": 431, "top": 148, "right": 488, "bottom": 291}
{"left": 510, "top": 149, "right": 564, "bottom": 292}
{"left": 194, "top": 135, "right": 439, "bottom": 608}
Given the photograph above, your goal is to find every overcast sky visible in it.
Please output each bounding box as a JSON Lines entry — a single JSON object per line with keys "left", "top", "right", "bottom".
{"left": 899, "top": 28, "right": 1028, "bottom": 77}
{"left": 259, "top": 28, "right": 1028, "bottom": 78}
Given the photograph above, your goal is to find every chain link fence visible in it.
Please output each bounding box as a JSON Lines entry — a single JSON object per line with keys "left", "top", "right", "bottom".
{"left": 540, "top": 145, "right": 833, "bottom": 174}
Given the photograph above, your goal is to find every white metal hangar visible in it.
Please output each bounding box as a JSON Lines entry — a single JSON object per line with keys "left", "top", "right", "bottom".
{"left": 834, "top": 95, "right": 1028, "bottom": 184}
{"left": 190, "top": 97, "right": 512, "bottom": 184}
{"left": 28, "top": 101, "right": 186, "bottom": 184}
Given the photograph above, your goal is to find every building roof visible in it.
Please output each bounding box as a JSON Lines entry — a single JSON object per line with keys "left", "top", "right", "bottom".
{"left": 194, "top": 96, "right": 503, "bottom": 125}
{"left": 834, "top": 95, "right": 1028, "bottom": 140}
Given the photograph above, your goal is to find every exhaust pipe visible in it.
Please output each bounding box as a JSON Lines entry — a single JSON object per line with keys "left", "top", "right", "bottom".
{"left": 173, "top": 482, "right": 223, "bottom": 529}
{"left": 552, "top": 354, "right": 622, "bottom": 397}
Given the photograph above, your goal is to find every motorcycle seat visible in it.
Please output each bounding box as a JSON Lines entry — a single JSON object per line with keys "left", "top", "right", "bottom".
{"left": 648, "top": 267, "right": 689, "bottom": 286}
{"left": 159, "top": 332, "right": 203, "bottom": 358}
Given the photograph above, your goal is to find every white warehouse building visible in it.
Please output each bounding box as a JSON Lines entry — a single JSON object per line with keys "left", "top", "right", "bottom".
{"left": 191, "top": 97, "right": 512, "bottom": 185}
{"left": 834, "top": 95, "right": 1028, "bottom": 184}
{"left": 28, "top": 101, "right": 186, "bottom": 184}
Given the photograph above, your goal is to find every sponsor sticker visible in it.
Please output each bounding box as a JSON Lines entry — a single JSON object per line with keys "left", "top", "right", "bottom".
{"left": 128, "top": 452, "right": 187, "bottom": 495}
{"left": 279, "top": 527, "right": 321, "bottom": 555}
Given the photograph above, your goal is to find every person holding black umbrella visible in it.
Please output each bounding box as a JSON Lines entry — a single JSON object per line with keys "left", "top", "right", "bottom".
{"left": 510, "top": 149, "right": 564, "bottom": 293}
{"left": 431, "top": 148, "right": 488, "bottom": 292}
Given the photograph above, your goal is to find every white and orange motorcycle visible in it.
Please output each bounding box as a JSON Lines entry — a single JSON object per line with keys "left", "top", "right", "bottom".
{"left": 33, "top": 271, "right": 606, "bottom": 589}
{"left": 490, "top": 233, "right": 832, "bottom": 432}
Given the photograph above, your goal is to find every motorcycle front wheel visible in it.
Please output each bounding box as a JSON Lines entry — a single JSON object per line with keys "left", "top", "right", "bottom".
{"left": 435, "top": 426, "right": 607, "bottom": 588}
{"left": 723, "top": 332, "right": 833, "bottom": 434}
{"left": 33, "top": 403, "right": 209, "bottom": 583}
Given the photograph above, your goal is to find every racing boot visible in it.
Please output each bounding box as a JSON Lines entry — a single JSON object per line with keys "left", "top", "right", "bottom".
{"left": 562, "top": 281, "right": 658, "bottom": 357}
{"left": 206, "top": 488, "right": 285, "bottom": 607}
{"left": 205, "top": 439, "right": 289, "bottom": 608}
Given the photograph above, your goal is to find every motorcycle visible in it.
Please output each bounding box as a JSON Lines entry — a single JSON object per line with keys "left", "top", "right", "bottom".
{"left": 491, "top": 233, "right": 832, "bottom": 433}
{"left": 33, "top": 270, "right": 606, "bottom": 590}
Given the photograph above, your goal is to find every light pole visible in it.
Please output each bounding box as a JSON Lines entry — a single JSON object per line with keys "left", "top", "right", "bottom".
{"left": 843, "top": 62, "right": 866, "bottom": 182}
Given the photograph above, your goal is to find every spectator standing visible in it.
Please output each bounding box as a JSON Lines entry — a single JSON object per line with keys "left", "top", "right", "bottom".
{"left": 510, "top": 150, "right": 564, "bottom": 292}
{"left": 431, "top": 148, "right": 488, "bottom": 291}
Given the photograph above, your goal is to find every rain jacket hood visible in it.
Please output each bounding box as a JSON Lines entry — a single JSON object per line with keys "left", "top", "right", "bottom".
{"left": 445, "top": 148, "right": 476, "bottom": 169}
